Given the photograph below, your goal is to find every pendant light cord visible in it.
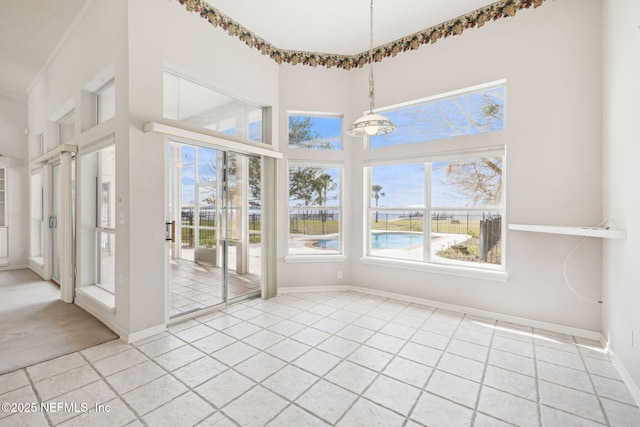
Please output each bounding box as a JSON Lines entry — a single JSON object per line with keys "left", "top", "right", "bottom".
{"left": 368, "top": 0, "right": 375, "bottom": 113}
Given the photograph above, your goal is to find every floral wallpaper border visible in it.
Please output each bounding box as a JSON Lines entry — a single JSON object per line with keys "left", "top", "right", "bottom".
{"left": 176, "top": 0, "right": 546, "bottom": 69}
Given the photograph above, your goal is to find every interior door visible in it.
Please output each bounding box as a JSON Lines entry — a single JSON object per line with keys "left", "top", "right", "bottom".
{"left": 167, "top": 141, "right": 262, "bottom": 320}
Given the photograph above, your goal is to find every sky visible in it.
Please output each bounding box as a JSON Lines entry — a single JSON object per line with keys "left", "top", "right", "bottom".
{"left": 296, "top": 102, "right": 504, "bottom": 209}
{"left": 175, "top": 84, "right": 504, "bottom": 210}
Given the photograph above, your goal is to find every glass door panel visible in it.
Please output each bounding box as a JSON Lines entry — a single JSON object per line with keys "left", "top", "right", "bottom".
{"left": 168, "top": 142, "right": 223, "bottom": 318}
{"left": 226, "top": 152, "right": 261, "bottom": 302}
{"left": 168, "top": 142, "right": 262, "bottom": 319}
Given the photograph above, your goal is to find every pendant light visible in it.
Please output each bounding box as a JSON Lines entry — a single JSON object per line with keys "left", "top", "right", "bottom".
{"left": 347, "top": 0, "right": 396, "bottom": 137}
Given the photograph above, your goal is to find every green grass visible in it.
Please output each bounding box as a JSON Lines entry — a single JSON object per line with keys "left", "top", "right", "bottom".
{"left": 371, "top": 218, "right": 481, "bottom": 235}
{"left": 289, "top": 218, "right": 483, "bottom": 236}
{"left": 290, "top": 219, "right": 339, "bottom": 235}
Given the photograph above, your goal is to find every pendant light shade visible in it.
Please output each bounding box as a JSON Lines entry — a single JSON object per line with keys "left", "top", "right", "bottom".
{"left": 347, "top": 112, "right": 396, "bottom": 137}
{"left": 347, "top": 0, "right": 396, "bottom": 138}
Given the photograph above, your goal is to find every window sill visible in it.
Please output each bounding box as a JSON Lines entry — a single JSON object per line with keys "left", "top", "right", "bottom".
{"left": 285, "top": 255, "right": 347, "bottom": 264}
{"left": 360, "top": 256, "right": 509, "bottom": 282}
{"left": 76, "top": 285, "right": 116, "bottom": 313}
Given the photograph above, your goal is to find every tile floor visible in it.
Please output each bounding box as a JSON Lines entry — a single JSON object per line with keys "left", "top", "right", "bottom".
{"left": 1, "top": 290, "right": 639, "bottom": 426}
{"left": 169, "top": 257, "right": 260, "bottom": 318}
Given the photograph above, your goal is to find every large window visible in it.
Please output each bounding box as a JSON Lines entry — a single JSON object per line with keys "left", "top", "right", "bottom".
{"left": 288, "top": 113, "right": 342, "bottom": 150}
{"left": 288, "top": 162, "right": 342, "bottom": 257}
{"left": 163, "top": 71, "right": 264, "bottom": 143}
{"left": 365, "top": 147, "right": 505, "bottom": 271}
{"left": 30, "top": 172, "right": 44, "bottom": 259}
{"left": 81, "top": 143, "right": 116, "bottom": 293}
{"left": 370, "top": 81, "right": 505, "bottom": 148}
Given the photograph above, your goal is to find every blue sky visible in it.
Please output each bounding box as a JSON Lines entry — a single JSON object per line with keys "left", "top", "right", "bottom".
{"left": 292, "top": 86, "right": 504, "bottom": 208}
{"left": 300, "top": 116, "right": 500, "bottom": 208}
{"left": 178, "top": 85, "right": 504, "bottom": 209}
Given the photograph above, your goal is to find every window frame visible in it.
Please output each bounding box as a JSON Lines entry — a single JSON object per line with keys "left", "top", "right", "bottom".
{"left": 94, "top": 145, "right": 116, "bottom": 294}
{"left": 96, "top": 80, "right": 116, "bottom": 125}
{"left": 368, "top": 79, "right": 506, "bottom": 149}
{"left": 30, "top": 171, "right": 44, "bottom": 259}
{"left": 57, "top": 110, "right": 76, "bottom": 145}
{"left": 163, "top": 69, "right": 266, "bottom": 144}
{"left": 285, "top": 160, "right": 345, "bottom": 262}
{"left": 362, "top": 146, "right": 507, "bottom": 281}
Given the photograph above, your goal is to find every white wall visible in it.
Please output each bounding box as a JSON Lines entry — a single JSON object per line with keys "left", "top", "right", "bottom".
{"left": 26, "top": 0, "right": 279, "bottom": 337}
{"left": 602, "top": 0, "right": 640, "bottom": 400}
{"left": 22, "top": 0, "right": 612, "bottom": 339}
{"left": 28, "top": 0, "right": 131, "bottom": 333}
{"left": 278, "top": 0, "right": 604, "bottom": 332}
{"left": 0, "top": 94, "right": 28, "bottom": 267}
{"left": 277, "top": 65, "right": 357, "bottom": 287}
{"left": 126, "top": 0, "right": 280, "bottom": 334}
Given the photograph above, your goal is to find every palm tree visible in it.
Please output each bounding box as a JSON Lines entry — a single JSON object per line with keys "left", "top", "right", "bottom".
{"left": 371, "top": 184, "right": 385, "bottom": 223}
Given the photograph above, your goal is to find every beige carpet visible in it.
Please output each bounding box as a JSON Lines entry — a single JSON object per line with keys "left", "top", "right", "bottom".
{"left": 0, "top": 269, "right": 118, "bottom": 375}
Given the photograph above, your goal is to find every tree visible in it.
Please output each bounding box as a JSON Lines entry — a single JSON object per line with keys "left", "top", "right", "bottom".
{"left": 313, "top": 173, "right": 337, "bottom": 234}
{"left": 287, "top": 116, "right": 341, "bottom": 235}
{"left": 401, "top": 90, "right": 504, "bottom": 141}
{"left": 434, "top": 93, "right": 504, "bottom": 206}
{"left": 443, "top": 157, "right": 502, "bottom": 206}
{"left": 371, "top": 184, "right": 385, "bottom": 223}
{"left": 288, "top": 116, "right": 334, "bottom": 206}
{"left": 288, "top": 116, "right": 333, "bottom": 150}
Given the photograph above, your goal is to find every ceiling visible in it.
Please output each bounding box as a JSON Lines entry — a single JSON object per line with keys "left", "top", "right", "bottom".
{"left": 0, "top": 0, "right": 93, "bottom": 96}
{"left": 205, "top": 0, "right": 498, "bottom": 56}
{"left": 0, "top": 0, "right": 498, "bottom": 96}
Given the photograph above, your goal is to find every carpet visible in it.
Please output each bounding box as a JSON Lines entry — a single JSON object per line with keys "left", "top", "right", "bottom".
{"left": 0, "top": 269, "right": 118, "bottom": 375}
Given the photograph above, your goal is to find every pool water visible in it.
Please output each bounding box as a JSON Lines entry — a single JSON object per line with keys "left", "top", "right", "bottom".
{"left": 313, "top": 232, "right": 424, "bottom": 250}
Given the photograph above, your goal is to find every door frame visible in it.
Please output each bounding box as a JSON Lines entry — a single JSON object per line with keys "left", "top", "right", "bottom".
{"left": 164, "top": 138, "right": 263, "bottom": 323}
{"left": 34, "top": 144, "right": 77, "bottom": 303}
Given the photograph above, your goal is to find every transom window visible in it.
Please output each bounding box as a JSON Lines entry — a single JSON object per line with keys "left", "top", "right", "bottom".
{"left": 96, "top": 81, "right": 115, "bottom": 124}
{"left": 365, "top": 147, "right": 505, "bottom": 271}
{"left": 370, "top": 80, "right": 505, "bottom": 148}
{"left": 58, "top": 110, "right": 75, "bottom": 145}
{"left": 288, "top": 113, "right": 342, "bottom": 150}
{"left": 163, "top": 71, "right": 264, "bottom": 143}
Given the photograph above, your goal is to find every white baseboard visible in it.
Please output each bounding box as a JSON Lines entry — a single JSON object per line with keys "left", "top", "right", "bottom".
{"left": 0, "top": 263, "right": 28, "bottom": 271}
{"left": 603, "top": 340, "right": 640, "bottom": 407}
{"left": 75, "top": 292, "right": 166, "bottom": 344}
{"left": 280, "top": 285, "right": 351, "bottom": 293}
{"left": 125, "top": 324, "right": 167, "bottom": 344}
{"left": 279, "top": 284, "right": 600, "bottom": 340}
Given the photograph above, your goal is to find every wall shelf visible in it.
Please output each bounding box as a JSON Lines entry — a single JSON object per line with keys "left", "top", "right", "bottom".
{"left": 508, "top": 224, "right": 626, "bottom": 239}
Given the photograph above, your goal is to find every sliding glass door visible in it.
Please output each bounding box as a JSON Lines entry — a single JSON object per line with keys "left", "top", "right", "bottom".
{"left": 167, "top": 141, "right": 261, "bottom": 319}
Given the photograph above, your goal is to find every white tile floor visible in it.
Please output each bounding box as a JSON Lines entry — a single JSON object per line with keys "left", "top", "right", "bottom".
{"left": 169, "top": 258, "right": 261, "bottom": 318}
{"left": 1, "top": 290, "right": 639, "bottom": 426}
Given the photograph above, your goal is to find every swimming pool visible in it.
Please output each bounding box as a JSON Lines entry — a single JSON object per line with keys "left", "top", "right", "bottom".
{"left": 312, "top": 232, "right": 424, "bottom": 250}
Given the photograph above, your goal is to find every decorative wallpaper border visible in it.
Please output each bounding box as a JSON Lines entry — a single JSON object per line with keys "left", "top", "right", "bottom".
{"left": 176, "top": 0, "right": 546, "bottom": 69}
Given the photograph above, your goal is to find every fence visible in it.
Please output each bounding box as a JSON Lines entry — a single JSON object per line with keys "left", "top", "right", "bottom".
{"left": 479, "top": 217, "right": 502, "bottom": 262}
{"left": 290, "top": 212, "right": 339, "bottom": 235}
{"left": 373, "top": 211, "right": 502, "bottom": 264}
{"left": 179, "top": 207, "right": 261, "bottom": 247}
{"left": 373, "top": 211, "right": 500, "bottom": 236}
